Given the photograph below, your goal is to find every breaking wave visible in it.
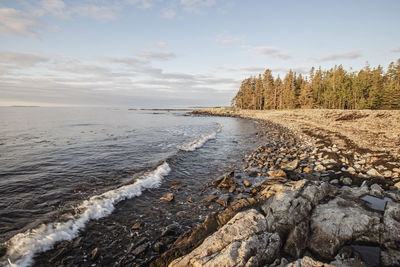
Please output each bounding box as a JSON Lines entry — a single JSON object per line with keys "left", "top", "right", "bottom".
{"left": 178, "top": 124, "right": 222, "bottom": 152}
{"left": 1, "top": 162, "right": 171, "bottom": 267}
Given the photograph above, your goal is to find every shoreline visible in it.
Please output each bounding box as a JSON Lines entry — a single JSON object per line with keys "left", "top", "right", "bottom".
{"left": 154, "top": 108, "right": 400, "bottom": 266}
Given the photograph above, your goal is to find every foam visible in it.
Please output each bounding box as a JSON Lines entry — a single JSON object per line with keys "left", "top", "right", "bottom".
{"left": 178, "top": 124, "right": 222, "bottom": 152}
{"left": 2, "top": 162, "right": 171, "bottom": 267}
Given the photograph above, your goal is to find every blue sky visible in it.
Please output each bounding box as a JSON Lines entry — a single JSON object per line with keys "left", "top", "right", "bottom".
{"left": 1, "top": 0, "right": 399, "bottom": 107}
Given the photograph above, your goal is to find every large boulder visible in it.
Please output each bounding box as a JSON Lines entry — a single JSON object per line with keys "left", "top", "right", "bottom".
{"left": 169, "top": 209, "right": 280, "bottom": 267}
{"left": 309, "top": 197, "right": 381, "bottom": 260}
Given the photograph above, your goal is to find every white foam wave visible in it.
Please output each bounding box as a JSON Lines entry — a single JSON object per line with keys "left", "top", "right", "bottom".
{"left": 178, "top": 124, "right": 222, "bottom": 152}
{"left": 1, "top": 162, "right": 171, "bottom": 267}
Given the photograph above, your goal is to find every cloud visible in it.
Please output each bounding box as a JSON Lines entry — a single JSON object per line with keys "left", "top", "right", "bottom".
{"left": 124, "top": 0, "right": 153, "bottom": 9}
{"left": 161, "top": 8, "right": 177, "bottom": 19}
{"left": 103, "top": 57, "right": 148, "bottom": 66}
{"left": 34, "top": 0, "right": 66, "bottom": 17}
{"left": 0, "top": 8, "right": 42, "bottom": 38}
{"left": 0, "top": 51, "right": 49, "bottom": 67}
{"left": 71, "top": 4, "right": 118, "bottom": 21}
{"left": 135, "top": 51, "right": 177, "bottom": 60}
{"left": 391, "top": 46, "right": 400, "bottom": 53}
{"left": 250, "top": 46, "right": 292, "bottom": 60}
{"left": 215, "top": 32, "right": 243, "bottom": 45}
{"left": 312, "top": 50, "right": 362, "bottom": 61}
{"left": 156, "top": 41, "right": 167, "bottom": 48}
{"left": 217, "top": 66, "right": 265, "bottom": 73}
{"left": 180, "top": 0, "right": 216, "bottom": 12}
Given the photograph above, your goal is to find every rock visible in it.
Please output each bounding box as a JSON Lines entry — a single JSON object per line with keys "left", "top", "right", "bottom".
{"left": 284, "top": 220, "right": 309, "bottom": 258}
{"left": 314, "top": 164, "right": 326, "bottom": 171}
{"left": 393, "top": 168, "right": 400, "bottom": 173}
{"left": 382, "top": 202, "right": 400, "bottom": 266}
{"left": 282, "top": 159, "right": 299, "bottom": 171}
{"left": 383, "top": 170, "right": 393, "bottom": 178}
{"left": 160, "top": 193, "right": 174, "bottom": 202}
{"left": 330, "top": 179, "right": 339, "bottom": 185}
{"left": 132, "top": 243, "right": 148, "bottom": 256}
{"left": 91, "top": 247, "right": 98, "bottom": 260}
{"left": 381, "top": 249, "right": 400, "bottom": 266}
{"left": 347, "top": 166, "right": 356, "bottom": 174}
{"left": 243, "top": 180, "right": 251, "bottom": 187}
{"left": 132, "top": 223, "right": 142, "bottom": 230}
{"left": 342, "top": 177, "right": 352, "bottom": 186}
{"left": 394, "top": 182, "right": 400, "bottom": 190}
{"left": 153, "top": 241, "right": 164, "bottom": 253}
{"left": 309, "top": 197, "right": 381, "bottom": 259}
{"left": 161, "top": 223, "right": 180, "bottom": 237}
{"left": 303, "top": 166, "right": 313, "bottom": 173}
{"left": 268, "top": 169, "right": 286, "bottom": 178}
{"left": 187, "top": 197, "right": 194, "bottom": 203}
{"left": 215, "top": 194, "right": 230, "bottom": 207}
{"left": 370, "top": 183, "right": 384, "bottom": 198}
{"left": 169, "top": 209, "right": 280, "bottom": 267}
{"left": 287, "top": 256, "right": 334, "bottom": 267}
{"left": 203, "top": 195, "right": 218, "bottom": 203}
{"left": 366, "top": 168, "right": 382, "bottom": 177}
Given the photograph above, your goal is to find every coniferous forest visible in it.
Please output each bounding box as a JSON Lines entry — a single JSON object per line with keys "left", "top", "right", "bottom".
{"left": 232, "top": 59, "right": 400, "bottom": 110}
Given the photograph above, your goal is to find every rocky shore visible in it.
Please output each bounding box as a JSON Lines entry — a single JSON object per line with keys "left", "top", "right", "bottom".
{"left": 151, "top": 108, "right": 400, "bottom": 267}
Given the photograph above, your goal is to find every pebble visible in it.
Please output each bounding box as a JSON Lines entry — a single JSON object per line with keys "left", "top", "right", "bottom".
{"left": 268, "top": 169, "right": 286, "bottom": 178}
{"left": 367, "top": 168, "right": 383, "bottom": 177}
{"left": 330, "top": 179, "right": 339, "bottom": 185}
{"left": 131, "top": 223, "right": 142, "bottom": 230}
{"left": 383, "top": 171, "right": 392, "bottom": 178}
{"left": 160, "top": 193, "right": 174, "bottom": 202}
{"left": 314, "top": 164, "right": 326, "bottom": 171}
{"left": 243, "top": 180, "right": 252, "bottom": 187}
{"left": 342, "top": 177, "right": 352, "bottom": 185}
{"left": 91, "top": 248, "right": 98, "bottom": 260}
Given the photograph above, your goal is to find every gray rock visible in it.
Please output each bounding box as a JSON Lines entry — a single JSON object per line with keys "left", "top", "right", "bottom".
{"left": 342, "top": 177, "right": 352, "bottom": 186}
{"left": 169, "top": 209, "right": 280, "bottom": 267}
{"left": 330, "top": 179, "right": 339, "bottom": 185}
{"left": 215, "top": 194, "right": 230, "bottom": 207}
{"left": 309, "top": 197, "right": 381, "bottom": 259}
{"left": 370, "top": 183, "right": 384, "bottom": 198}
{"left": 287, "top": 256, "right": 334, "bottom": 267}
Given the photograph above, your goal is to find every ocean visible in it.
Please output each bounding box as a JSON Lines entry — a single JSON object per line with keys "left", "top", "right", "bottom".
{"left": 0, "top": 107, "right": 260, "bottom": 266}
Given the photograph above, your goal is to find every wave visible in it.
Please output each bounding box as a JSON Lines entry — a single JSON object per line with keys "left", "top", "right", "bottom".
{"left": 1, "top": 162, "right": 171, "bottom": 267}
{"left": 178, "top": 124, "right": 222, "bottom": 152}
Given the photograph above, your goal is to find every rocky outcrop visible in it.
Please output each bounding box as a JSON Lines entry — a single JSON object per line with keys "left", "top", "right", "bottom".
{"left": 169, "top": 209, "right": 280, "bottom": 267}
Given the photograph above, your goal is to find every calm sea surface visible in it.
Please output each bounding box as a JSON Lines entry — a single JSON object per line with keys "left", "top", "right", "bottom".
{"left": 0, "top": 107, "right": 259, "bottom": 266}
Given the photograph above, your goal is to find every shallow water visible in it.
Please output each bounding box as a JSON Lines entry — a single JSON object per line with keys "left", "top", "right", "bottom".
{"left": 0, "top": 107, "right": 260, "bottom": 266}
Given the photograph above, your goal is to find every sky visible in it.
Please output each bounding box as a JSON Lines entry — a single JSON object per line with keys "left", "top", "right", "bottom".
{"left": 0, "top": 0, "right": 400, "bottom": 107}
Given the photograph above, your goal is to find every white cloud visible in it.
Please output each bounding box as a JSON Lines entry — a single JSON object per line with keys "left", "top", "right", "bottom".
{"left": 35, "top": 0, "right": 66, "bottom": 17}
{"left": 180, "top": 0, "right": 216, "bottom": 12}
{"left": 215, "top": 32, "right": 243, "bottom": 45}
{"left": 391, "top": 46, "right": 400, "bottom": 53}
{"left": 125, "top": 0, "right": 153, "bottom": 9}
{"left": 312, "top": 50, "right": 362, "bottom": 61}
{"left": 217, "top": 66, "right": 265, "bottom": 73}
{"left": 250, "top": 46, "right": 291, "bottom": 60}
{"left": 0, "top": 8, "right": 41, "bottom": 38}
{"left": 71, "top": 4, "right": 117, "bottom": 21}
{"left": 156, "top": 41, "right": 167, "bottom": 48}
{"left": 161, "top": 8, "right": 177, "bottom": 19}
{"left": 0, "top": 51, "right": 49, "bottom": 67}
{"left": 135, "top": 51, "right": 177, "bottom": 60}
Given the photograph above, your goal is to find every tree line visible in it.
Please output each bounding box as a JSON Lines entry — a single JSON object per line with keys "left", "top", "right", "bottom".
{"left": 232, "top": 59, "right": 400, "bottom": 110}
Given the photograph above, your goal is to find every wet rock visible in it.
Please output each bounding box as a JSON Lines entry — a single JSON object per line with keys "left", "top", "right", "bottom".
{"left": 309, "top": 197, "right": 381, "bottom": 260}
{"left": 370, "top": 183, "right": 384, "bottom": 198}
{"left": 342, "top": 177, "right": 352, "bottom": 186}
{"left": 132, "top": 223, "right": 142, "bottom": 230}
{"left": 153, "top": 241, "right": 164, "bottom": 253}
{"left": 132, "top": 243, "right": 148, "bottom": 256}
{"left": 160, "top": 193, "right": 174, "bottom": 202}
{"left": 287, "top": 256, "right": 334, "bottom": 267}
{"left": 367, "top": 168, "right": 383, "bottom": 177}
{"left": 91, "top": 247, "right": 98, "bottom": 260}
{"left": 243, "top": 180, "right": 251, "bottom": 187}
{"left": 282, "top": 159, "right": 299, "bottom": 171}
{"left": 203, "top": 195, "right": 218, "bottom": 203}
{"left": 215, "top": 194, "right": 230, "bottom": 207}
{"left": 169, "top": 209, "right": 280, "bottom": 267}
{"left": 161, "top": 223, "right": 180, "bottom": 237}
{"left": 268, "top": 169, "right": 286, "bottom": 178}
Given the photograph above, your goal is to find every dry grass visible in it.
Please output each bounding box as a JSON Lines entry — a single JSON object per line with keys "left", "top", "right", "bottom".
{"left": 196, "top": 108, "right": 400, "bottom": 160}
